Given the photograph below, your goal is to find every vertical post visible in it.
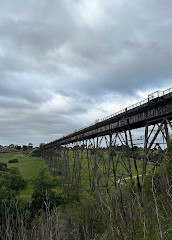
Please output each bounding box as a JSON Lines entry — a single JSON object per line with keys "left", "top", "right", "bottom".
{"left": 124, "top": 130, "right": 132, "bottom": 180}
{"left": 126, "top": 116, "right": 141, "bottom": 192}
{"left": 143, "top": 123, "right": 148, "bottom": 176}
{"left": 106, "top": 133, "right": 112, "bottom": 193}
{"left": 128, "top": 127, "right": 141, "bottom": 192}
{"left": 164, "top": 120, "right": 169, "bottom": 143}
{"left": 78, "top": 141, "right": 83, "bottom": 191}
{"left": 111, "top": 134, "right": 118, "bottom": 187}
{"left": 91, "top": 138, "right": 96, "bottom": 193}
{"left": 86, "top": 139, "right": 92, "bottom": 192}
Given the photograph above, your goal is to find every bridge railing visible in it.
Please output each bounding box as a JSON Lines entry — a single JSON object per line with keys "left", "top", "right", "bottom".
{"left": 148, "top": 87, "right": 172, "bottom": 101}
{"left": 96, "top": 87, "right": 172, "bottom": 125}
{"left": 163, "top": 87, "right": 172, "bottom": 96}
{"left": 148, "top": 90, "right": 163, "bottom": 100}
{"left": 65, "top": 87, "right": 172, "bottom": 137}
{"left": 98, "top": 98, "right": 148, "bottom": 122}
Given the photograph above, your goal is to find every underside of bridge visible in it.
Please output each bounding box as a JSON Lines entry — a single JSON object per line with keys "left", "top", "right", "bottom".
{"left": 41, "top": 87, "right": 172, "bottom": 194}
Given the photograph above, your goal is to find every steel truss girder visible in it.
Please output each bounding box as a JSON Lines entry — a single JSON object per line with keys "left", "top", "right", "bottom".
{"left": 42, "top": 131, "right": 142, "bottom": 194}
{"left": 40, "top": 117, "right": 172, "bottom": 194}
{"left": 143, "top": 118, "right": 172, "bottom": 176}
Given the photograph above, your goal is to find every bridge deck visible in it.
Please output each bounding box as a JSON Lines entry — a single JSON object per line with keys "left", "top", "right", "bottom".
{"left": 45, "top": 88, "right": 172, "bottom": 148}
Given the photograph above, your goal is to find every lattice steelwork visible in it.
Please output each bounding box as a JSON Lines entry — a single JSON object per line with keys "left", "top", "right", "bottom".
{"left": 41, "top": 87, "right": 172, "bottom": 194}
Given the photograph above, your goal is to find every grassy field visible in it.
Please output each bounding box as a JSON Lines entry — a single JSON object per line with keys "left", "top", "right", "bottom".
{"left": 0, "top": 152, "right": 46, "bottom": 179}
{"left": 0, "top": 152, "right": 47, "bottom": 197}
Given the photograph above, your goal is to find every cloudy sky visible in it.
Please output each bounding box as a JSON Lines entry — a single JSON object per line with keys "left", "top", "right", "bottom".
{"left": 0, "top": 0, "right": 172, "bottom": 146}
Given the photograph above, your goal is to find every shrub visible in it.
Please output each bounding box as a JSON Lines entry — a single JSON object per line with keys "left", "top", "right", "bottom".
{"left": 0, "top": 162, "right": 7, "bottom": 171}
{"left": 31, "top": 148, "right": 41, "bottom": 157}
{"left": 8, "top": 158, "right": 19, "bottom": 163}
{"left": 23, "top": 145, "right": 28, "bottom": 151}
{"left": 0, "top": 168, "right": 27, "bottom": 228}
{"left": 31, "top": 169, "right": 68, "bottom": 212}
{"left": 0, "top": 169, "right": 26, "bottom": 192}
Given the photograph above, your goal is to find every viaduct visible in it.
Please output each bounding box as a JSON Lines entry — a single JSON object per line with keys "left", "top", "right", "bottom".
{"left": 41, "top": 87, "right": 172, "bottom": 193}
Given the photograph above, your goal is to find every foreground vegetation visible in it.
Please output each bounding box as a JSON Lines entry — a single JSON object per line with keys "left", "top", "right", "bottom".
{"left": 0, "top": 146, "right": 172, "bottom": 239}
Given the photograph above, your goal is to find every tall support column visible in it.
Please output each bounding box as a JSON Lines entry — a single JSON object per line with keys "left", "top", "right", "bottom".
{"left": 76, "top": 141, "right": 83, "bottom": 191}
{"left": 86, "top": 139, "right": 92, "bottom": 192}
{"left": 143, "top": 122, "right": 149, "bottom": 176}
{"left": 128, "top": 128, "right": 141, "bottom": 191}
{"left": 70, "top": 142, "right": 80, "bottom": 192}
{"left": 124, "top": 131, "right": 132, "bottom": 180}
{"left": 104, "top": 133, "right": 112, "bottom": 193}
{"left": 80, "top": 140, "right": 89, "bottom": 191}
{"left": 126, "top": 116, "right": 141, "bottom": 192}
{"left": 86, "top": 138, "right": 95, "bottom": 193}
{"left": 91, "top": 138, "right": 96, "bottom": 193}
{"left": 164, "top": 121, "right": 169, "bottom": 143}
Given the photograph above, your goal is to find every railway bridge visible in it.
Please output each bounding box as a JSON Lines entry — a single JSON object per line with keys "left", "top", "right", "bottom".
{"left": 41, "top": 87, "right": 172, "bottom": 193}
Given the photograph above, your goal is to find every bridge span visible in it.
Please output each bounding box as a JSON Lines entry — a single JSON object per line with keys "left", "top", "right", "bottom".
{"left": 41, "top": 87, "right": 172, "bottom": 193}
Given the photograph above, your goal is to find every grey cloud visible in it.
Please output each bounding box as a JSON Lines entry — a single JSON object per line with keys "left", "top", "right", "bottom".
{"left": 1, "top": 0, "right": 172, "bottom": 95}
{"left": 0, "top": 0, "right": 172, "bottom": 145}
{"left": 0, "top": 75, "right": 53, "bottom": 104}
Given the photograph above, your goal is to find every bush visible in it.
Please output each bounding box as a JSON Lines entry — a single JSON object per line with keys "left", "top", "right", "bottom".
{"left": 0, "top": 169, "right": 26, "bottom": 192}
{"left": 8, "top": 158, "right": 19, "bottom": 163}
{"left": 23, "top": 145, "right": 28, "bottom": 151}
{"left": 0, "top": 169, "right": 26, "bottom": 225}
{"left": 0, "top": 162, "right": 7, "bottom": 171}
{"left": 31, "top": 169, "right": 68, "bottom": 212}
{"left": 31, "top": 148, "right": 41, "bottom": 157}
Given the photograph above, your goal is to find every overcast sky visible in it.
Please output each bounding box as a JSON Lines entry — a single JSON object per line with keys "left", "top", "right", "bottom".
{"left": 0, "top": 0, "right": 172, "bottom": 146}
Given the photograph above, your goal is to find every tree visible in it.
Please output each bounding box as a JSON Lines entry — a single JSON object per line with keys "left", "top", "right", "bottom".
{"left": 16, "top": 145, "right": 21, "bottom": 150}
{"left": 23, "top": 145, "right": 28, "bottom": 151}
{"left": 9, "top": 144, "right": 14, "bottom": 148}
{"left": 31, "top": 169, "right": 67, "bottom": 212}
{"left": 28, "top": 143, "right": 33, "bottom": 148}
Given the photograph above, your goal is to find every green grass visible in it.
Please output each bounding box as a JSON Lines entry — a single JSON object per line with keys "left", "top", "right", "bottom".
{"left": 0, "top": 152, "right": 47, "bottom": 199}
{"left": 20, "top": 182, "right": 33, "bottom": 196}
{"left": 0, "top": 153, "right": 46, "bottom": 179}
